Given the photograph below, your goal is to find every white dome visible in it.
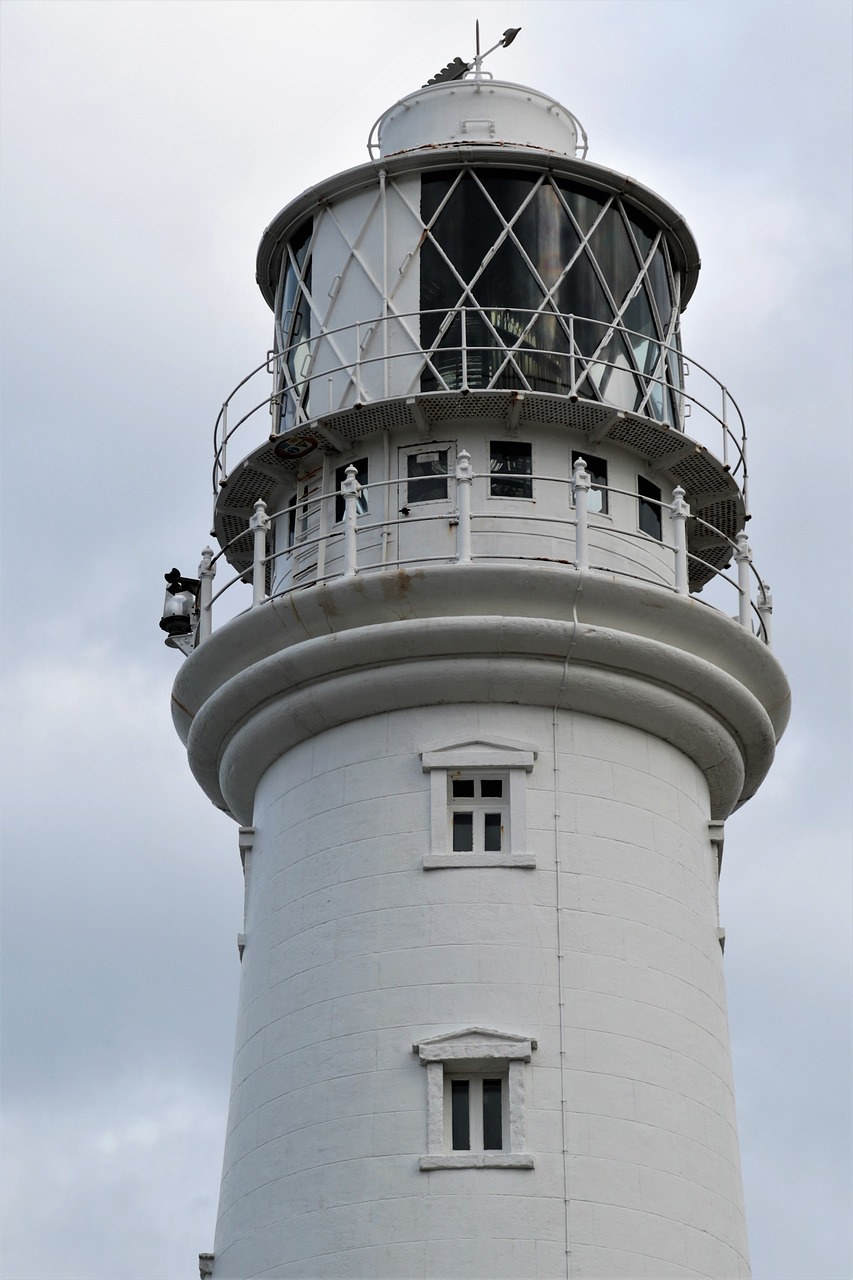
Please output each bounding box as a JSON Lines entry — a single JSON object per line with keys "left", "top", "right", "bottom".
{"left": 371, "top": 78, "right": 587, "bottom": 159}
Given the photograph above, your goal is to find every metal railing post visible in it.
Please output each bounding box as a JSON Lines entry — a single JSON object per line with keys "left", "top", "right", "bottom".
{"left": 568, "top": 313, "right": 576, "bottom": 394}
{"left": 455, "top": 449, "right": 473, "bottom": 563}
{"left": 220, "top": 403, "right": 228, "bottom": 484}
{"left": 757, "top": 581, "right": 773, "bottom": 646}
{"left": 460, "top": 307, "right": 469, "bottom": 390}
{"left": 197, "top": 546, "right": 216, "bottom": 643}
{"left": 670, "top": 486, "right": 690, "bottom": 595}
{"left": 354, "top": 323, "right": 362, "bottom": 403}
{"left": 572, "top": 456, "right": 591, "bottom": 570}
{"left": 342, "top": 464, "right": 361, "bottom": 577}
{"left": 249, "top": 499, "right": 271, "bottom": 607}
{"left": 734, "top": 530, "right": 753, "bottom": 629}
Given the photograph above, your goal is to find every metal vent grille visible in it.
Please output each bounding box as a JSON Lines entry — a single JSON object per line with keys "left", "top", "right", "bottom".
{"left": 220, "top": 466, "right": 278, "bottom": 510}
{"left": 218, "top": 513, "right": 253, "bottom": 571}
{"left": 671, "top": 450, "right": 729, "bottom": 493}
{"left": 692, "top": 500, "right": 739, "bottom": 539}
{"left": 608, "top": 416, "right": 682, "bottom": 459}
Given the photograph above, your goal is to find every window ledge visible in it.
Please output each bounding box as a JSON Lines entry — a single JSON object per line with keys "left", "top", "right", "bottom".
{"left": 419, "top": 1153, "right": 534, "bottom": 1170}
{"left": 424, "top": 853, "right": 536, "bottom": 869}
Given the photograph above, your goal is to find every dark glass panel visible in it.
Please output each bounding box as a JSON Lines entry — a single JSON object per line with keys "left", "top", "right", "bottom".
{"left": 484, "top": 814, "right": 503, "bottom": 852}
{"left": 452, "top": 778, "right": 475, "bottom": 798}
{"left": 490, "top": 441, "right": 533, "bottom": 499}
{"left": 452, "top": 812, "right": 474, "bottom": 852}
{"left": 556, "top": 256, "right": 612, "bottom": 354}
{"left": 477, "top": 169, "right": 537, "bottom": 222}
{"left": 572, "top": 451, "right": 609, "bottom": 515}
{"left": 626, "top": 208, "right": 657, "bottom": 263}
{"left": 588, "top": 329, "right": 642, "bottom": 411}
{"left": 646, "top": 247, "right": 674, "bottom": 330}
{"left": 451, "top": 1081, "right": 470, "bottom": 1150}
{"left": 473, "top": 239, "right": 546, "bottom": 314}
{"left": 426, "top": 171, "right": 502, "bottom": 282}
{"left": 335, "top": 458, "right": 368, "bottom": 523}
{"left": 479, "top": 778, "right": 503, "bottom": 798}
{"left": 483, "top": 1079, "right": 503, "bottom": 1150}
{"left": 638, "top": 475, "right": 663, "bottom": 540}
{"left": 622, "top": 287, "right": 660, "bottom": 370}
{"left": 588, "top": 208, "right": 641, "bottom": 309}
{"left": 556, "top": 178, "right": 607, "bottom": 235}
{"left": 407, "top": 449, "right": 449, "bottom": 503}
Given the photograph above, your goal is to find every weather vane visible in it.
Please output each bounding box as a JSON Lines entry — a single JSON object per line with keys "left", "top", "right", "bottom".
{"left": 423, "top": 23, "right": 521, "bottom": 87}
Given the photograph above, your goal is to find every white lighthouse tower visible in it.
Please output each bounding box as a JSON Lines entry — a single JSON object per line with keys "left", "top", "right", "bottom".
{"left": 166, "top": 35, "right": 790, "bottom": 1280}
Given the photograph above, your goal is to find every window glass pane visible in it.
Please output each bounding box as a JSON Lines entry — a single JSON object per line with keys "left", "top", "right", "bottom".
{"left": 588, "top": 207, "right": 640, "bottom": 309}
{"left": 335, "top": 459, "right": 369, "bottom": 523}
{"left": 452, "top": 812, "right": 474, "bottom": 852}
{"left": 572, "top": 451, "right": 608, "bottom": 515}
{"left": 451, "top": 1080, "right": 471, "bottom": 1150}
{"left": 479, "top": 778, "right": 503, "bottom": 798}
{"left": 484, "top": 814, "right": 503, "bottom": 852}
{"left": 626, "top": 210, "right": 656, "bottom": 263}
{"left": 452, "top": 778, "right": 475, "bottom": 798}
{"left": 646, "top": 246, "right": 674, "bottom": 331}
{"left": 638, "top": 475, "right": 663, "bottom": 540}
{"left": 408, "top": 450, "right": 449, "bottom": 503}
{"left": 490, "top": 441, "right": 532, "bottom": 498}
{"left": 556, "top": 178, "right": 607, "bottom": 236}
{"left": 482, "top": 1079, "right": 503, "bottom": 1150}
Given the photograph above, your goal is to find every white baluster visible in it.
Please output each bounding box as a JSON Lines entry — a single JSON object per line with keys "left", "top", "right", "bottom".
{"left": 670, "top": 486, "right": 690, "bottom": 596}
{"left": 572, "top": 456, "right": 591, "bottom": 570}
{"left": 197, "top": 546, "right": 216, "bottom": 643}
{"left": 455, "top": 450, "right": 473, "bottom": 563}
{"left": 249, "top": 499, "right": 271, "bottom": 607}
{"left": 342, "top": 464, "right": 361, "bottom": 577}
{"left": 733, "top": 530, "right": 753, "bottom": 629}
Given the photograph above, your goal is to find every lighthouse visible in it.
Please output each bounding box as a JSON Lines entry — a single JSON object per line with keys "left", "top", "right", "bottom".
{"left": 166, "top": 33, "right": 790, "bottom": 1280}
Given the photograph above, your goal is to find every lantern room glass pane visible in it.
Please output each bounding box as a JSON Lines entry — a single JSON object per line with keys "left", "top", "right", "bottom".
{"left": 419, "top": 168, "right": 681, "bottom": 416}
{"left": 588, "top": 208, "right": 640, "bottom": 309}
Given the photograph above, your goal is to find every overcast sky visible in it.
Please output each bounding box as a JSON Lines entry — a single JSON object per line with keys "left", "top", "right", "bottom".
{"left": 1, "top": 2, "right": 850, "bottom": 1278}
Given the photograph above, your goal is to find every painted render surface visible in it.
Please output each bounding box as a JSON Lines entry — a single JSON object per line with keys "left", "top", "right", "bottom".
{"left": 210, "top": 704, "right": 748, "bottom": 1279}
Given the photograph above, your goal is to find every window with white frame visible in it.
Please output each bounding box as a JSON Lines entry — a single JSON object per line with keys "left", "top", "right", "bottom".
{"left": 420, "top": 739, "right": 537, "bottom": 869}
{"left": 415, "top": 1028, "right": 536, "bottom": 1170}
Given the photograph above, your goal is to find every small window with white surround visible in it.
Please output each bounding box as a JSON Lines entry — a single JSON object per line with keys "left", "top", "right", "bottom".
{"left": 421, "top": 738, "right": 537, "bottom": 869}
{"left": 415, "top": 1027, "right": 536, "bottom": 1170}
{"left": 490, "top": 440, "right": 533, "bottom": 499}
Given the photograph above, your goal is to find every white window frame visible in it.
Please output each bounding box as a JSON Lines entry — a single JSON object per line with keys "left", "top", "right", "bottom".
{"left": 399, "top": 441, "right": 455, "bottom": 509}
{"left": 414, "top": 1027, "right": 536, "bottom": 1170}
{"left": 420, "top": 738, "right": 537, "bottom": 869}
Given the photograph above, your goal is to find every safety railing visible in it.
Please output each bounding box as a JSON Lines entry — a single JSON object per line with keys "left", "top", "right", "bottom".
{"left": 187, "top": 455, "right": 772, "bottom": 651}
{"left": 212, "top": 308, "right": 748, "bottom": 506}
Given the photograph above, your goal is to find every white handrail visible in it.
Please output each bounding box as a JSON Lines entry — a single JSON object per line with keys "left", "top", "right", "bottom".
{"left": 190, "top": 461, "right": 768, "bottom": 649}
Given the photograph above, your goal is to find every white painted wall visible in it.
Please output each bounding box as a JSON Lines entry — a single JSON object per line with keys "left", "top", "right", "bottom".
{"left": 211, "top": 702, "right": 748, "bottom": 1279}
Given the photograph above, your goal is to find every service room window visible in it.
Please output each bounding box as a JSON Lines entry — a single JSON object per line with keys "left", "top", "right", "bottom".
{"left": 335, "top": 458, "right": 369, "bottom": 523}
{"left": 415, "top": 1028, "right": 536, "bottom": 1170}
{"left": 421, "top": 739, "right": 537, "bottom": 869}
{"left": 490, "top": 440, "right": 533, "bottom": 499}
{"left": 637, "top": 474, "right": 663, "bottom": 540}
{"left": 407, "top": 449, "right": 449, "bottom": 504}
{"left": 571, "top": 450, "right": 609, "bottom": 514}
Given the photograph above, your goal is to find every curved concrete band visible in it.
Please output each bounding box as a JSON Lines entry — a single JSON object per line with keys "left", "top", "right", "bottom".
{"left": 173, "top": 566, "right": 789, "bottom": 827}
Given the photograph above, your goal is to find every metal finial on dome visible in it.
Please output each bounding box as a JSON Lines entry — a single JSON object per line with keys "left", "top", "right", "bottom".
{"left": 422, "top": 22, "right": 521, "bottom": 88}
